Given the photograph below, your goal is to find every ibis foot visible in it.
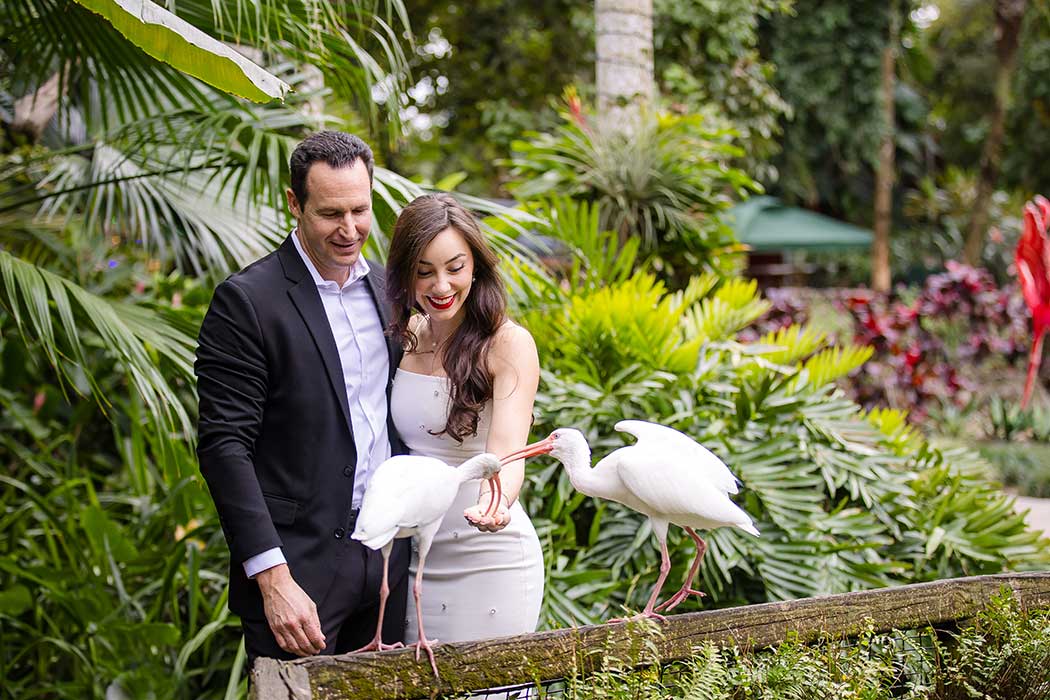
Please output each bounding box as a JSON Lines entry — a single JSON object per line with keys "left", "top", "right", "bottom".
{"left": 352, "top": 637, "right": 404, "bottom": 654}
{"left": 655, "top": 587, "right": 706, "bottom": 613}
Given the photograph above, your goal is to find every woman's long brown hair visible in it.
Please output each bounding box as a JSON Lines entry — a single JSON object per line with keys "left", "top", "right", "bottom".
{"left": 386, "top": 193, "right": 507, "bottom": 442}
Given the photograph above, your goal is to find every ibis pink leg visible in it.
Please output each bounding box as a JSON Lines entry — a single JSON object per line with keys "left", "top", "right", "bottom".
{"left": 608, "top": 539, "right": 670, "bottom": 624}
{"left": 412, "top": 554, "right": 441, "bottom": 678}
{"left": 351, "top": 552, "right": 404, "bottom": 653}
{"left": 655, "top": 528, "right": 707, "bottom": 613}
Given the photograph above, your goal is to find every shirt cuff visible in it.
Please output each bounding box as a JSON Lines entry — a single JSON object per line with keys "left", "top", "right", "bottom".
{"left": 243, "top": 548, "right": 286, "bottom": 579}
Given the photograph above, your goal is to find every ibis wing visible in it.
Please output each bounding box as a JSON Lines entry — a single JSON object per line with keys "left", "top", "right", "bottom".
{"left": 614, "top": 445, "right": 753, "bottom": 529}
{"left": 615, "top": 420, "right": 740, "bottom": 494}
{"left": 354, "top": 456, "right": 454, "bottom": 546}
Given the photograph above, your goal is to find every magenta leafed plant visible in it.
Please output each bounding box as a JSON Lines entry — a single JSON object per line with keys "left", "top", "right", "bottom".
{"left": 839, "top": 263, "right": 1028, "bottom": 420}
{"left": 1015, "top": 195, "right": 1050, "bottom": 408}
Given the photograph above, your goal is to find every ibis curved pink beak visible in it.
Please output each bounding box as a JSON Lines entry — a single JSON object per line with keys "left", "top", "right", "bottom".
{"left": 483, "top": 474, "right": 503, "bottom": 518}
{"left": 499, "top": 435, "right": 556, "bottom": 465}
{"left": 479, "top": 435, "right": 556, "bottom": 517}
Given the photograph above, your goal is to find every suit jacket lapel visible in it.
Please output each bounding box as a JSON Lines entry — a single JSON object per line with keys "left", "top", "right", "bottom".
{"left": 278, "top": 236, "right": 354, "bottom": 435}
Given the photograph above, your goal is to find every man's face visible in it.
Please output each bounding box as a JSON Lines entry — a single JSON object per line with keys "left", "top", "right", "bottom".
{"left": 286, "top": 160, "right": 372, "bottom": 285}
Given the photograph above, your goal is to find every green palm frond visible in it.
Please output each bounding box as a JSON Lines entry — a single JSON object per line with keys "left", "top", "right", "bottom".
{"left": 5, "top": 0, "right": 221, "bottom": 131}
{"left": 72, "top": 0, "right": 289, "bottom": 102}
{"left": 668, "top": 272, "right": 719, "bottom": 313}
{"left": 800, "top": 344, "right": 874, "bottom": 388}
{"left": 175, "top": 0, "right": 413, "bottom": 132}
{"left": 526, "top": 197, "right": 642, "bottom": 294}
{"left": 681, "top": 277, "right": 771, "bottom": 343}
{"left": 751, "top": 538, "right": 823, "bottom": 600}
{"left": 730, "top": 437, "right": 825, "bottom": 533}
{"left": 759, "top": 323, "right": 828, "bottom": 365}
{"left": 0, "top": 250, "right": 195, "bottom": 436}
{"left": 38, "top": 143, "right": 287, "bottom": 274}
{"left": 3, "top": 0, "right": 412, "bottom": 134}
{"left": 866, "top": 407, "right": 922, "bottom": 456}
{"left": 535, "top": 274, "right": 701, "bottom": 383}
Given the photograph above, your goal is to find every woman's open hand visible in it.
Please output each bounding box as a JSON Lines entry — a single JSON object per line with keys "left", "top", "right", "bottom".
{"left": 464, "top": 495, "right": 511, "bottom": 532}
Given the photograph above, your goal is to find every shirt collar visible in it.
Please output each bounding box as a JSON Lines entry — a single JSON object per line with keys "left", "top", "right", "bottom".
{"left": 290, "top": 228, "right": 371, "bottom": 290}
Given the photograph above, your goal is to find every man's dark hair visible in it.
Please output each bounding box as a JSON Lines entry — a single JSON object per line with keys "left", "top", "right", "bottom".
{"left": 289, "top": 131, "right": 374, "bottom": 206}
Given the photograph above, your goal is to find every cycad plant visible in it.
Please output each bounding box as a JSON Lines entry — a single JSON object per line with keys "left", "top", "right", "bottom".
{"left": 518, "top": 205, "right": 1047, "bottom": 628}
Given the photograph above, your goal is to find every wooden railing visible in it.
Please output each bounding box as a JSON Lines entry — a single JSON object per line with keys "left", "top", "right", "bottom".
{"left": 250, "top": 572, "right": 1050, "bottom": 700}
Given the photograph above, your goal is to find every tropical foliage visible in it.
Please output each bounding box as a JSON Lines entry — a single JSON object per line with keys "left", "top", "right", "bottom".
{"left": 0, "top": 268, "right": 239, "bottom": 699}
{"left": 514, "top": 201, "right": 1046, "bottom": 628}
{"left": 654, "top": 0, "right": 793, "bottom": 178}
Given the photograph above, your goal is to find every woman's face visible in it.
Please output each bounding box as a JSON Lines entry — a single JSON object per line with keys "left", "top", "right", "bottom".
{"left": 414, "top": 226, "right": 475, "bottom": 326}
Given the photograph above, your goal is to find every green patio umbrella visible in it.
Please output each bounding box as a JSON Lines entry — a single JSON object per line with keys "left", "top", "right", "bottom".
{"left": 729, "top": 196, "right": 873, "bottom": 252}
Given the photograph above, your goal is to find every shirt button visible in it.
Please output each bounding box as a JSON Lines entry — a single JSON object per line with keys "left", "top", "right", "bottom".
{"left": 333, "top": 528, "right": 345, "bottom": 539}
{"left": 343, "top": 466, "right": 353, "bottom": 477}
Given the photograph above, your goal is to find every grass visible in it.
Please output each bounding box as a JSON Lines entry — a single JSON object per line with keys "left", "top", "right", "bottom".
{"left": 978, "top": 441, "right": 1050, "bottom": 498}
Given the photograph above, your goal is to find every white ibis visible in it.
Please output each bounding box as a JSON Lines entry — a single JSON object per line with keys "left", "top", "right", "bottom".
{"left": 350, "top": 452, "right": 505, "bottom": 676}
{"left": 502, "top": 420, "right": 758, "bottom": 620}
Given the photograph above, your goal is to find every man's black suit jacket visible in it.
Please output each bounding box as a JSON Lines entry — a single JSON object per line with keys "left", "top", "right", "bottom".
{"left": 195, "top": 234, "right": 408, "bottom": 620}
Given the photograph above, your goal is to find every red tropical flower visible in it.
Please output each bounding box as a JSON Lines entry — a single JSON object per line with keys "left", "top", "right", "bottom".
{"left": 1014, "top": 195, "right": 1050, "bottom": 407}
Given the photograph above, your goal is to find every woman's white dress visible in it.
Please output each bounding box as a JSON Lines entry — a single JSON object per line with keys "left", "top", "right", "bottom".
{"left": 391, "top": 367, "right": 544, "bottom": 644}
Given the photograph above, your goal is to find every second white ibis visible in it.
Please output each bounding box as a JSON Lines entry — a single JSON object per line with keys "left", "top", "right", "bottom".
{"left": 350, "top": 451, "right": 504, "bottom": 676}
{"left": 502, "top": 420, "right": 759, "bottom": 620}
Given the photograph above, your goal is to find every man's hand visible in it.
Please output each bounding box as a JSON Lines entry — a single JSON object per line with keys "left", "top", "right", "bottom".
{"left": 256, "top": 564, "right": 326, "bottom": 656}
{"left": 464, "top": 495, "right": 511, "bottom": 533}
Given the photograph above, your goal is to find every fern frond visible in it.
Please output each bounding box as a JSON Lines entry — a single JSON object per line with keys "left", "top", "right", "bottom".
{"left": 759, "top": 324, "right": 827, "bottom": 365}
{"left": 802, "top": 345, "right": 874, "bottom": 387}
{"left": 679, "top": 644, "right": 730, "bottom": 700}
{"left": 668, "top": 272, "right": 719, "bottom": 313}
{"left": 682, "top": 278, "right": 771, "bottom": 343}
{"left": 866, "top": 407, "right": 922, "bottom": 456}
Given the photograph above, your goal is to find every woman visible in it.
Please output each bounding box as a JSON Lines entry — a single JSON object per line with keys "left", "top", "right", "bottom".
{"left": 386, "top": 193, "right": 544, "bottom": 645}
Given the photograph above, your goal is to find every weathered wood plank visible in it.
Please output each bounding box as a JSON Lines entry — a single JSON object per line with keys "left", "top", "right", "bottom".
{"left": 259, "top": 572, "right": 1050, "bottom": 700}
{"left": 250, "top": 657, "right": 311, "bottom": 700}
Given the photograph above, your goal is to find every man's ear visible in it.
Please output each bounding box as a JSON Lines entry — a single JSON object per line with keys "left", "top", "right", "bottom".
{"left": 286, "top": 187, "right": 302, "bottom": 218}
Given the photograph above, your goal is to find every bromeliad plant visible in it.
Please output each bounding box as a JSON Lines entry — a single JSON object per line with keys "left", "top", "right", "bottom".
{"left": 507, "top": 92, "right": 755, "bottom": 285}
{"left": 1015, "top": 195, "right": 1050, "bottom": 408}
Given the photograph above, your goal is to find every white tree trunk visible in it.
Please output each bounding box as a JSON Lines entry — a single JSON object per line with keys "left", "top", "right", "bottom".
{"left": 595, "top": 0, "right": 653, "bottom": 133}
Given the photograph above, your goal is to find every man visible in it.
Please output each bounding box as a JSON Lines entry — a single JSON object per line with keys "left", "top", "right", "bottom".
{"left": 195, "top": 131, "right": 409, "bottom": 663}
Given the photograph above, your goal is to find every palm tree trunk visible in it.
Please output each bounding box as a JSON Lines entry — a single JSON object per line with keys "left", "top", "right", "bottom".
{"left": 595, "top": 0, "right": 653, "bottom": 133}
{"left": 872, "top": 5, "right": 898, "bottom": 293}
{"left": 962, "top": 0, "right": 1027, "bottom": 266}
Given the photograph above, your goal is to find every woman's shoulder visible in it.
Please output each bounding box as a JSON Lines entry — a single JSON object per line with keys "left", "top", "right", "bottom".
{"left": 492, "top": 320, "right": 535, "bottom": 350}
{"left": 488, "top": 320, "right": 538, "bottom": 367}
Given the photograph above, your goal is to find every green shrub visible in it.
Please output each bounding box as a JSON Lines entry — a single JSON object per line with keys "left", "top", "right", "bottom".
{"left": 0, "top": 280, "right": 241, "bottom": 699}
{"left": 515, "top": 215, "right": 1047, "bottom": 626}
